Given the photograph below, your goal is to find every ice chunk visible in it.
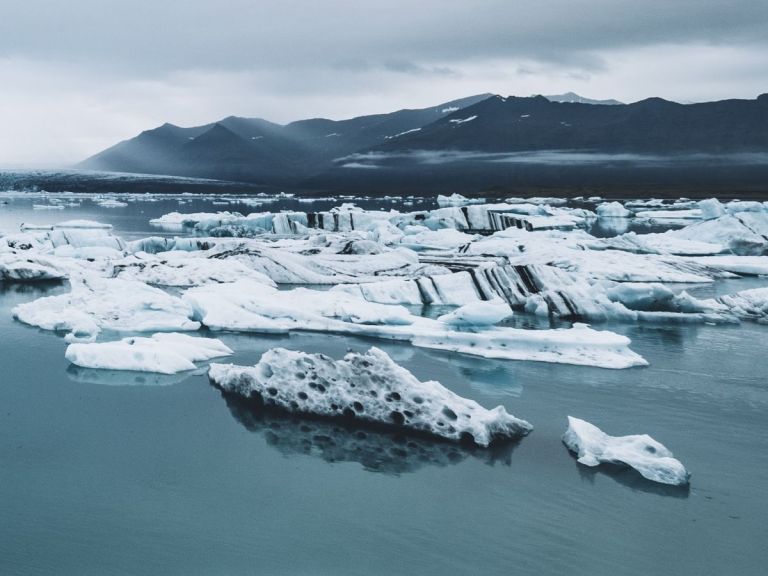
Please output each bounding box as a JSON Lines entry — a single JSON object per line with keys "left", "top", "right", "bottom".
{"left": 562, "top": 416, "right": 690, "bottom": 486}
{"left": 596, "top": 201, "right": 632, "bottom": 218}
{"left": 710, "top": 286, "right": 768, "bottom": 322}
{"left": 437, "top": 300, "right": 512, "bottom": 326}
{"left": 0, "top": 252, "right": 67, "bottom": 282}
{"left": 698, "top": 198, "right": 725, "bottom": 220}
{"left": 400, "top": 228, "right": 476, "bottom": 251}
{"left": 184, "top": 280, "right": 647, "bottom": 368}
{"left": 13, "top": 275, "right": 199, "bottom": 341}
{"left": 436, "top": 193, "right": 485, "bottom": 207}
{"left": 112, "top": 253, "right": 277, "bottom": 287}
{"left": 65, "top": 333, "right": 233, "bottom": 374}
{"left": 209, "top": 346, "right": 532, "bottom": 447}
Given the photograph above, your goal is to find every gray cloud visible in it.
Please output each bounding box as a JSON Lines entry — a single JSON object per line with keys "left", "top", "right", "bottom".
{"left": 2, "top": 1, "right": 767, "bottom": 75}
{"left": 0, "top": 1, "right": 767, "bottom": 164}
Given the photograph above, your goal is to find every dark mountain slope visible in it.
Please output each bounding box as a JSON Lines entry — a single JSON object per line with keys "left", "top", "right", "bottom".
{"left": 79, "top": 94, "right": 491, "bottom": 183}
{"left": 375, "top": 94, "right": 768, "bottom": 153}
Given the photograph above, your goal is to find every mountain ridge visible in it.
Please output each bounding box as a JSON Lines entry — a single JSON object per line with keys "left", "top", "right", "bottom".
{"left": 80, "top": 92, "right": 768, "bottom": 193}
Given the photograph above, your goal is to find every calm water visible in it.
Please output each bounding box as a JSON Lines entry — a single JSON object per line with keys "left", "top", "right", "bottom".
{"left": 2, "top": 193, "right": 768, "bottom": 575}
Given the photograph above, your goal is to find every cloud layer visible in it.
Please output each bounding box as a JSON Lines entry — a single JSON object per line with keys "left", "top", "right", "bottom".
{"left": 1, "top": 0, "right": 766, "bottom": 164}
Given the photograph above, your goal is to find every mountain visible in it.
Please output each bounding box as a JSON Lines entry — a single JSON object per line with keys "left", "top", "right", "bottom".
{"left": 373, "top": 94, "right": 768, "bottom": 153}
{"left": 79, "top": 94, "right": 491, "bottom": 184}
{"left": 544, "top": 92, "right": 623, "bottom": 105}
{"left": 81, "top": 93, "right": 768, "bottom": 195}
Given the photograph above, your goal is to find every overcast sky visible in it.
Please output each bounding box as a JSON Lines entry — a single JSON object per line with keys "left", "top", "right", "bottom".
{"left": 1, "top": 0, "right": 767, "bottom": 165}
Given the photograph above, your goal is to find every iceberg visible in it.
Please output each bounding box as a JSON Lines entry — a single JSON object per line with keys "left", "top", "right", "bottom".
{"left": 562, "top": 416, "right": 690, "bottom": 486}
{"left": 436, "top": 193, "right": 485, "bottom": 207}
{"left": 65, "top": 333, "right": 233, "bottom": 374}
{"left": 13, "top": 275, "right": 199, "bottom": 341}
{"left": 596, "top": 201, "right": 632, "bottom": 218}
{"left": 184, "top": 280, "right": 647, "bottom": 368}
{"left": 209, "top": 346, "right": 532, "bottom": 447}
{"left": 112, "top": 253, "right": 277, "bottom": 287}
{"left": 437, "top": 300, "right": 512, "bottom": 326}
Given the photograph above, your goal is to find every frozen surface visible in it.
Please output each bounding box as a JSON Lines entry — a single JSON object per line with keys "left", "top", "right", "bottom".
{"left": 66, "top": 333, "right": 233, "bottom": 374}
{"left": 562, "top": 416, "right": 690, "bottom": 486}
{"left": 209, "top": 346, "right": 532, "bottom": 446}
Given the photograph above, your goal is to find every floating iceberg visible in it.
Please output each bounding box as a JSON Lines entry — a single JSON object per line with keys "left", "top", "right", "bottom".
{"left": 0, "top": 252, "right": 67, "bottom": 282}
{"left": 562, "top": 416, "right": 690, "bottom": 486}
{"left": 209, "top": 347, "right": 532, "bottom": 447}
{"left": 596, "top": 201, "right": 632, "bottom": 218}
{"left": 437, "top": 300, "right": 512, "bottom": 326}
{"left": 112, "top": 253, "right": 277, "bottom": 287}
{"left": 184, "top": 280, "right": 647, "bottom": 368}
{"left": 66, "top": 333, "right": 233, "bottom": 374}
{"left": 436, "top": 193, "right": 485, "bottom": 207}
{"left": 13, "top": 275, "right": 199, "bottom": 341}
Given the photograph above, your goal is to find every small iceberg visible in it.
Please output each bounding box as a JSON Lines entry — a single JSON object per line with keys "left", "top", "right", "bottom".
{"left": 596, "top": 201, "right": 632, "bottom": 218}
{"left": 562, "top": 416, "right": 690, "bottom": 486}
{"left": 209, "top": 347, "right": 533, "bottom": 447}
{"left": 65, "top": 333, "right": 233, "bottom": 374}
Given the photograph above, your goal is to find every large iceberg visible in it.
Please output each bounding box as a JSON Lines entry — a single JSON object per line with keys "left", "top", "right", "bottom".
{"left": 184, "top": 279, "right": 647, "bottom": 368}
{"left": 209, "top": 346, "right": 533, "bottom": 447}
{"left": 13, "top": 275, "right": 199, "bottom": 341}
{"left": 562, "top": 416, "right": 690, "bottom": 486}
{"left": 66, "top": 333, "right": 233, "bottom": 374}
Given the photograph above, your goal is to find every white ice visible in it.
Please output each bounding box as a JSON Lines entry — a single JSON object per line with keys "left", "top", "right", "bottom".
{"left": 562, "top": 416, "right": 690, "bottom": 486}
{"left": 66, "top": 333, "right": 233, "bottom": 374}
{"left": 209, "top": 346, "right": 532, "bottom": 446}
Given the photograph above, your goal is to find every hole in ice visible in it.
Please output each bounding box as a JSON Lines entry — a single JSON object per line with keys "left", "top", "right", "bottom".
{"left": 267, "top": 387, "right": 278, "bottom": 396}
{"left": 342, "top": 407, "right": 356, "bottom": 419}
{"left": 645, "top": 445, "right": 657, "bottom": 454}
{"left": 390, "top": 411, "right": 405, "bottom": 425}
{"left": 442, "top": 407, "right": 458, "bottom": 421}
{"left": 353, "top": 401, "right": 364, "bottom": 412}
{"left": 369, "top": 390, "right": 378, "bottom": 397}
{"left": 296, "top": 372, "right": 306, "bottom": 380}
{"left": 412, "top": 396, "right": 424, "bottom": 404}
{"left": 298, "top": 391, "right": 308, "bottom": 400}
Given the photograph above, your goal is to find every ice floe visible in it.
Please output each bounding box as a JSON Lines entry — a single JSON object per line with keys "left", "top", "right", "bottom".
{"left": 209, "top": 346, "right": 532, "bottom": 446}
{"left": 562, "top": 416, "right": 690, "bottom": 486}
{"left": 184, "top": 279, "right": 647, "bottom": 368}
{"left": 13, "top": 275, "right": 199, "bottom": 341}
{"left": 66, "top": 333, "right": 233, "bottom": 374}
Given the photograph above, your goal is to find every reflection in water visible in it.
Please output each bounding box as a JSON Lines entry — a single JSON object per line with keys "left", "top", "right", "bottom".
{"left": 0, "top": 279, "right": 63, "bottom": 297}
{"left": 571, "top": 453, "right": 690, "bottom": 499}
{"left": 421, "top": 348, "right": 524, "bottom": 397}
{"left": 221, "top": 391, "right": 520, "bottom": 475}
{"left": 592, "top": 217, "right": 630, "bottom": 236}
{"left": 66, "top": 364, "right": 203, "bottom": 386}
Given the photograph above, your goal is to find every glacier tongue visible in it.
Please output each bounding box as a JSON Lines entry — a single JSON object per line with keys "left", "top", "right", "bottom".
{"left": 209, "top": 346, "right": 533, "bottom": 447}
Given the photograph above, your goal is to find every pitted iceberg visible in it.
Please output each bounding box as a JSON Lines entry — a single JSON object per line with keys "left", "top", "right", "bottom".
{"left": 209, "top": 346, "right": 532, "bottom": 446}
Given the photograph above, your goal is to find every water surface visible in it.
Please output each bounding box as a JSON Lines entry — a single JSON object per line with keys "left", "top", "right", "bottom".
{"left": 1, "top": 192, "right": 767, "bottom": 575}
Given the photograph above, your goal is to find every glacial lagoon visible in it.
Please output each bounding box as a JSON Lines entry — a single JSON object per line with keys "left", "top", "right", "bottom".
{"left": 1, "top": 190, "right": 768, "bottom": 575}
